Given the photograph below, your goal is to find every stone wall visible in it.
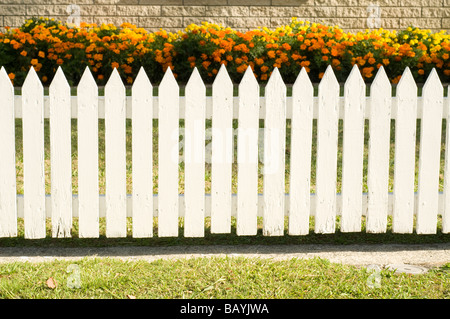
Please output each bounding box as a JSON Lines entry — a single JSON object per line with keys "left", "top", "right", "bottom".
{"left": 0, "top": 0, "right": 449, "bottom": 33}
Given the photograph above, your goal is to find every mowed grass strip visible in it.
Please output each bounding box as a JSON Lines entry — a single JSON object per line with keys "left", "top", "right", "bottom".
{"left": 0, "top": 257, "right": 449, "bottom": 299}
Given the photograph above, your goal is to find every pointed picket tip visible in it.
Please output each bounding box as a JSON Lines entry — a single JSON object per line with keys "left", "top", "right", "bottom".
{"left": 213, "top": 63, "right": 232, "bottom": 88}
{"left": 0, "top": 66, "right": 13, "bottom": 89}
{"left": 186, "top": 67, "right": 205, "bottom": 90}
{"left": 132, "top": 66, "right": 152, "bottom": 91}
{"left": 239, "top": 65, "right": 258, "bottom": 89}
{"left": 50, "top": 66, "right": 70, "bottom": 90}
{"left": 293, "top": 67, "right": 313, "bottom": 91}
{"left": 345, "top": 64, "right": 364, "bottom": 88}
{"left": 78, "top": 66, "right": 97, "bottom": 88}
{"left": 396, "top": 67, "right": 417, "bottom": 93}
{"left": 266, "top": 67, "right": 285, "bottom": 89}
{"left": 22, "top": 66, "right": 43, "bottom": 90}
{"left": 160, "top": 65, "right": 178, "bottom": 88}
{"left": 423, "top": 68, "right": 443, "bottom": 94}
{"left": 318, "top": 65, "right": 339, "bottom": 90}
{"left": 105, "top": 67, "right": 123, "bottom": 87}
{"left": 371, "top": 65, "right": 390, "bottom": 89}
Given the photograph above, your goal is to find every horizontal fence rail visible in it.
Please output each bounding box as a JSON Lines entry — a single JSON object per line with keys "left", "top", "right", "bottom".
{"left": 0, "top": 64, "right": 449, "bottom": 239}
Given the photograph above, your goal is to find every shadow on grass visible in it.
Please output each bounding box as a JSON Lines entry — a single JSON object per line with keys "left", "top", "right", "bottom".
{"left": 1, "top": 217, "right": 449, "bottom": 249}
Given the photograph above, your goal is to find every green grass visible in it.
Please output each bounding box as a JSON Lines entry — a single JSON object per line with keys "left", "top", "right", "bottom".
{"left": 0, "top": 256, "right": 449, "bottom": 299}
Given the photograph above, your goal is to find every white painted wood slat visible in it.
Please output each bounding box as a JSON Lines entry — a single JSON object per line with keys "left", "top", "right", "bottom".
{"left": 443, "top": 88, "right": 450, "bottom": 234}
{"left": 288, "top": 67, "right": 313, "bottom": 235}
{"left": 236, "top": 66, "right": 260, "bottom": 236}
{"left": 315, "top": 66, "right": 340, "bottom": 234}
{"left": 211, "top": 64, "right": 233, "bottom": 234}
{"left": 341, "top": 65, "right": 365, "bottom": 232}
{"left": 132, "top": 67, "right": 154, "bottom": 238}
{"left": 366, "top": 66, "right": 392, "bottom": 233}
{"left": 0, "top": 67, "right": 17, "bottom": 237}
{"left": 158, "top": 67, "right": 180, "bottom": 237}
{"left": 392, "top": 67, "right": 417, "bottom": 234}
{"left": 22, "top": 67, "right": 46, "bottom": 239}
{"left": 77, "top": 67, "right": 99, "bottom": 238}
{"left": 416, "top": 69, "right": 443, "bottom": 234}
{"left": 105, "top": 68, "right": 127, "bottom": 238}
{"left": 50, "top": 67, "right": 73, "bottom": 238}
{"left": 263, "top": 68, "right": 286, "bottom": 236}
{"left": 184, "top": 68, "right": 206, "bottom": 237}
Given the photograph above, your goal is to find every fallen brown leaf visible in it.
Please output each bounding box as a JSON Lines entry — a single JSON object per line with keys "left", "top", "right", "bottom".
{"left": 127, "top": 294, "right": 136, "bottom": 299}
{"left": 46, "top": 277, "right": 57, "bottom": 289}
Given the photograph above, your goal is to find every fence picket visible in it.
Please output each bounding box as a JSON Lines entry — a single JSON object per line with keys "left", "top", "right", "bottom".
{"left": 341, "top": 65, "right": 365, "bottom": 232}
{"left": 315, "top": 66, "right": 340, "bottom": 234}
{"left": 184, "top": 68, "right": 206, "bottom": 237}
{"left": 392, "top": 67, "right": 417, "bottom": 234}
{"left": 263, "top": 68, "right": 286, "bottom": 236}
{"left": 236, "top": 66, "right": 259, "bottom": 236}
{"left": 158, "top": 67, "right": 180, "bottom": 237}
{"left": 0, "top": 67, "right": 17, "bottom": 237}
{"left": 105, "top": 68, "right": 127, "bottom": 237}
{"left": 132, "top": 67, "right": 154, "bottom": 238}
{"left": 49, "top": 67, "right": 72, "bottom": 238}
{"left": 22, "top": 67, "right": 46, "bottom": 239}
{"left": 211, "top": 64, "right": 233, "bottom": 234}
{"left": 288, "top": 68, "right": 313, "bottom": 235}
{"left": 366, "top": 66, "right": 391, "bottom": 233}
{"left": 443, "top": 92, "right": 450, "bottom": 234}
{"left": 416, "top": 69, "right": 443, "bottom": 234}
{"left": 77, "top": 67, "right": 99, "bottom": 238}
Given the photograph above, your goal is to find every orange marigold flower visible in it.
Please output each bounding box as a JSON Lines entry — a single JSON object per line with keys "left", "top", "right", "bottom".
{"left": 202, "top": 60, "right": 211, "bottom": 69}
{"left": 38, "top": 51, "right": 45, "bottom": 58}
{"left": 255, "top": 58, "right": 264, "bottom": 65}
{"left": 42, "top": 76, "right": 48, "bottom": 82}
{"left": 8, "top": 73, "right": 15, "bottom": 80}
{"left": 282, "top": 43, "right": 291, "bottom": 51}
{"left": 235, "top": 57, "right": 243, "bottom": 64}
{"left": 382, "top": 59, "right": 390, "bottom": 65}
{"left": 267, "top": 50, "right": 276, "bottom": 59}
{"left": 98, "top": 74, "right": 104, "bottom": 80}
{"left": 111, "top": 62, "right": 119, "bottom": 69}
{"left": 322, "top": 56, "right": 329, "bottom": 61}
{"left": 20, "top": 50, "right": 27, "bottom": 56}
{"left": 261, "top": 73, "right": 268, "bottom": 81}
{"left": 31, "top": 59, "right": 38, "bottom": 65}
{"left": 318, "top": 72, "right": 324, "bottom": 79}
{"left": 368, "top": 57, "right": 376, "bottom": 65}
{"left": 188, "top": 56, "right": 196, "bottom": 62}
{"left": 260, "top": 65, "right": 269, "bottom": 73}
{"left": 56, "top": 58, "right": 64, "bottom": 65}
{"left": 226, "top": 55, "right": 233, "bottom": 61}
{"left": 418, "top": 69, "right": 425, "bottom": 75}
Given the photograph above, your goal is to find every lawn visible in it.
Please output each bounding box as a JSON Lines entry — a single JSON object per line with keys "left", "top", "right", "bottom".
{"left": 0, "top": 256, "right": 449, "bottom": 299}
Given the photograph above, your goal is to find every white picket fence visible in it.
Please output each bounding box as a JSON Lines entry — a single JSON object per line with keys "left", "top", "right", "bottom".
{"left": 0, "top": 63, "right": 449, "bottom": 239}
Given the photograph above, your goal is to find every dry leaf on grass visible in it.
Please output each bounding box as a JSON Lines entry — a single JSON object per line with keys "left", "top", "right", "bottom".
{"left": 46, "top": 277, "right": 57, "bottom": 289}
{"left": 127, "top": 294, "right": 136, "bottom": 299}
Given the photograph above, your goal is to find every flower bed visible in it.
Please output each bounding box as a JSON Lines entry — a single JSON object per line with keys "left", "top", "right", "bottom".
{"left": 0, "top": 17, "right": 449, "bottom": 86}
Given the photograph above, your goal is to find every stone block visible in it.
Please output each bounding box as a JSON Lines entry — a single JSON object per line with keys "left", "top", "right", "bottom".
{"left": 139, "top": 16, "right": 183, "bottom": 28}
{"left": 205, "top": 6, "right": 250, "bottom": 17}
{"left": 227, "top": 17, "right": 270, "bottom": 28}
{"left": 116, "top": 5, "right": 160, "bottom": 16}
{"left": 161, "top": 6, "right": 206, "bottom": 17}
